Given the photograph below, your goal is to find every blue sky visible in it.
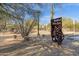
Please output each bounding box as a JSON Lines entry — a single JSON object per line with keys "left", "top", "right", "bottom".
{"left": 40, "top": 3, "right": 79, "bottom": 24}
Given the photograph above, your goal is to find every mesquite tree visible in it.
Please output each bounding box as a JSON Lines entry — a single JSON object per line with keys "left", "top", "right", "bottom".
{"left": 0, "top": 3, "right": 42, "bottom": 40}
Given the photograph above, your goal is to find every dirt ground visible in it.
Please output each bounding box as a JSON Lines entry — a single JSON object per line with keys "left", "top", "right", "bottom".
{"left": 0, "top": 31, "right": 79, "bottom": 56}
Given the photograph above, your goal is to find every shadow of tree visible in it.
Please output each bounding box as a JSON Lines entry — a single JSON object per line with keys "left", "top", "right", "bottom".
{"left": 0, "top": 34, "right": 79, "bottom": 56}
{"left": 0, "top": 41, "right": 28, "bottom": 53}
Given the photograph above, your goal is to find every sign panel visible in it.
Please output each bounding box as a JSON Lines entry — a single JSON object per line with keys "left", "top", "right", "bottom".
{"left": 51, "top": 17, "right": 64, "bottom": 45}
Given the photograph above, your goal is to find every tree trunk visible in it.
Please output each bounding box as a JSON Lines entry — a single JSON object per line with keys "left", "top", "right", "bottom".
{"left": 37, "top": 15, "right": 40, "bottom": 36}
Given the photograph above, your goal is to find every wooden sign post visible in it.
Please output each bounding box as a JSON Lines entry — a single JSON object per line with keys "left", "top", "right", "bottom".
{"left": 51, "top": 17, "right": 64, "bottom": 45}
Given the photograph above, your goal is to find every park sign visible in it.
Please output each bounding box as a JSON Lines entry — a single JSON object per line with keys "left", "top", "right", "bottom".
{"left": 51, "top": 17, "right": 64, "bottom": 45}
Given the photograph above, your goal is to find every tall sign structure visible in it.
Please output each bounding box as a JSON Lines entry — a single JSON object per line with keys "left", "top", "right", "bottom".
{"left": 51, "top": 17, "right": 64, "bottom": 45}
{"left": 50, "top": 4, "right": 64, "bottom": 45}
